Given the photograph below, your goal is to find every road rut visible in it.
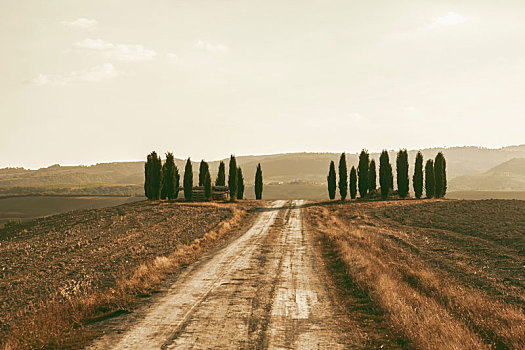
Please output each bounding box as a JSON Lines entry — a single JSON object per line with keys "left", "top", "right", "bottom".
{"left": 88, "top": 200, "right": 349, "bottom": 349}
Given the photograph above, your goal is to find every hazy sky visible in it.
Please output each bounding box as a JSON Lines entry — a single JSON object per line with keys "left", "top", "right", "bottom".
{"left": 1, "top": 0, "right": 524, "bottom": 169}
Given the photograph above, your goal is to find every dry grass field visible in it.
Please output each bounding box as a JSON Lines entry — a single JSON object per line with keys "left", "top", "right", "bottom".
{"left": 305, "top": 199, "right": 525, "bottom": 349}
{"left": 0, "top": 200, "right": 256, "bottom": 349}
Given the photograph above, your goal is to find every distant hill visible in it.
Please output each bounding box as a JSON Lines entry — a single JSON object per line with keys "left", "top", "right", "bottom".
{"left": 449, "top": 158, "right": 525, "bottom": 191}
{"left": 1, "top": 145, "right": 524, "bottom": 197}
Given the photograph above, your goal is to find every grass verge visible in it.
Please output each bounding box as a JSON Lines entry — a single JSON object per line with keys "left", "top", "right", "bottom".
{"left": 305, "top": 201, "right": 525, "bottom": 349}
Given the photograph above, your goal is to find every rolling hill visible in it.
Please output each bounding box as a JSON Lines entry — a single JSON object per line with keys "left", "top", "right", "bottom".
{"left": 1, "top": 145, "right": 524, "bottom": 198}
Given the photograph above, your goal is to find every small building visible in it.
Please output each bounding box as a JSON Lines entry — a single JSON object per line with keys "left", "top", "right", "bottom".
{"left": 177, "top": 186, "right": 230, "bottom": 201}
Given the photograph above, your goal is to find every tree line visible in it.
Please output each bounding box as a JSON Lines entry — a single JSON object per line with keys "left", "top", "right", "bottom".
{"left": 144, "top": 152, "right": 264, "bottom": 201}
{"left": 327, "top": 150, "right": 447, "bottom": 200}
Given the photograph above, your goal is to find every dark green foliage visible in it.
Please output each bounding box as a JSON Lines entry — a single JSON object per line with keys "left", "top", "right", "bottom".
{"left": 183, "top": 158, "right": 193, "bottom": 201}
{"left": 434, "top": 152, "right": 446, "bottom": 198}
{"left": 350, "top": 166, "right": 357, "bottom": 199}
{"left": 327, "top": 161, "right": 336, "bottom": 200}
{"left": 174, "top": 165, "right": 180, "bottom": 199}
{"left": 358, "top": 149, "right": 369, "bottom": 198}
{"left": 236, "top": 167, "right": 245, "bottom": 200}
{"left": 228, "top": 155, "right": 237, "bottom": 201}
{"left": 413, "top": 151, "right": 424, "bottom": 199}
{"left": 369, "top": 159, "right": 376, "bottom": 193}
{"left": 199, "top": 160, "right": 209, "bottom": 186}
{"left": 204, "top": 168, "right": 212, "bottom": 200}
{"left": 161, "top": 152, "right": 178, "bottom": 200}
{"left": 379, "top": 150, "right": 392, "bottom": 199}
{"left": 425, "top": 159, "right": 435, "bottom": 198}
{"left": 215, "top": 161, "right": 226, "bottom": 186}
{"left": 338, "top": 153, "right": 348, "bottom": 200}
{"left": 443, "top": 157, "right": 447, "bottom": 196}
{"left": 144, "top": 151, "right": 162, "bottom": 200}
{"left": 255, "top": 163, "right": 263, "bottom": 200}
{"left": 396, "top": 149, "right": 409, "bottom": 198}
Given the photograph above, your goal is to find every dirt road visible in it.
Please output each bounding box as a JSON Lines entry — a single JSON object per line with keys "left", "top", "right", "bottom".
{"left": 89, "top": 200, "right": 349, "bottom": 349}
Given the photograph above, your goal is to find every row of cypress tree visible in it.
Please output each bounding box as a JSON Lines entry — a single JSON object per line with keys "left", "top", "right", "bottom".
{"left": 328, "top": 150, "right": 447, "bottom": 200}
{"left": 144, "top": 152, "right": 264, "bottom": 201}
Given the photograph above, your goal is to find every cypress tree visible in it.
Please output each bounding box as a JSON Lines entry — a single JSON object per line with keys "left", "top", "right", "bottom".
{"left": 434, "top": 152, "right": 446, "bottom": 198}
{"left": 369, "top": 159, "right": 377, "bottom": 193}
{"left": 144, "top": 151, "right": 162, "bottom": 200}
{"left": 254, "top": 163, "right": 263, "bottom": 200}
{"left": 204, "top": 168, "right": 212, "bottom": 200}
{"left": 199, "top": 160, "right": 209, "bottom": 186}
{"left": 161, "top": 152, "right": 177, "bottom": 200}
{"left": 413, "top": 151, "right": 424, "bottom": 199}
{"left": 379, "top": 150, "right": 391, "bottom": 199}
{"left": 183, "top": 158, "right": 193, "bottom": 201}
{"left": 215, "top": 161, "right": 226, "bottom": 186}
{"left": 327, "top": 161, "right": 336, "bottom": 200}
{"left": 396, "top": 149, "right": 409, "bottom": 199}
{"left": 443, "top": 156, "right": 447, "bottom": 197}
{"left": 236, "top": 167, "right": 245, "bottom": 200}
{"left": 358, "top": 149, "right": 369, "bottom": 198}
{"left": 228, "top": 155, "right": 237, "bottom": 201}
{"left": 338, "top": 153, "right": 348, "bottom": 200}
{"left": 144, "top": 154, "right": 151, "bottom": 199}
{"left": 425, "top": 159, "right": 435, "bottom": 199}
{"left": 350, "top": 166, "right": 357, "bottom": 199}
{"left": 174, "top": 164, "right": 180, "bottom": 199}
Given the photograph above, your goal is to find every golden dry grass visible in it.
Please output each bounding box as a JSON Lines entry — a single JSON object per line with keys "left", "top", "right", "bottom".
{"left": 1, "top": 204, "right": 248, "bottom": 350}
{"left": 305, "top": 201, "right": 525, "bottom": 350}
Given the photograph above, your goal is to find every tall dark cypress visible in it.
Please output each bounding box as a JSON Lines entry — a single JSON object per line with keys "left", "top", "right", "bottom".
{"left": 236, "top": 167, "right": 245, "bottom": 200}
{"left": 434, "top": 152, "right": 446, "bottom": 198}
{"left": 396, "top": 149, "right": 409, "bottom": 198}
{"left": 254, "top": 163, "right": 263, "bottom": 200}
{"left": 358, "top": 149, "right": 369, "bottom": 198}
{"left": 199, "top": 160, "right": 209, "bottom": 186}
{"left": 413, "top": 151, "right": 424, "bottom": 199}
{"left": 174, "top": 163, "right": 180, "bottom": 199}
{"left": 350, "top": 166, "right": 357, "bottom": 199}
{"left": 204, "top": 168, "right": 212, "bottom": 200}
{"left": 228, "top": 155, "right": 237, "bottom": 201}
{"left": 369, "top": 159, "right": 377, "bottom": 193}
{"left": 443, "top": 156, "right": 447, "bottom": 197}
{"left": 379, "top": 150, "right": 391, "bottom": 199}
{"left": 215, "top": 161, "right": 226, "bottom": 186}
{"left": 327, "top": 161, "right": 336, "bottom": 200}
{"left": 425, "top": 159, "right": 435, "bottom": 199}
{"left": 183, "top": 158, "right": 193, "bottom": 201}
{"left": 161, "top": 152, "right": 177, "bottom": 200}
{"left": 144, "top": 151, "right": 162, "bottom": 200}
{"left": 338, "top": 153, "right": 348, "bottom": 200}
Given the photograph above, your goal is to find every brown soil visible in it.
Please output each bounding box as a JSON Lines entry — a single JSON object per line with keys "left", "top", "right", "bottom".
{"left": 0, "top": 200, "right": 247, "bottom": 336}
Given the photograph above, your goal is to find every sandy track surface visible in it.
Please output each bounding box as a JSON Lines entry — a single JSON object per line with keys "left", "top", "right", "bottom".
{"left": 88, "top": 200, "right": 349, "bottom": 349}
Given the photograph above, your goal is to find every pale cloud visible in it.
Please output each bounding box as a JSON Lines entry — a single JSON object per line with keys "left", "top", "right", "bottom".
{"left": 430, "top": 12, "right": 469, "bottom": 28}
{"left": 33, "top": 63, "right": 119, "bottom": 86}
{"left": 60, "top": 18, "right": 98, "bottom": 29}
{"left": 194, "top": 40, "right": 229, "bottom": 53}
{"left": 74, "top": 39, "right": 157, "bottom": 61}
{"left": 390, "top": 12, "right": 471, "bottom": 41}
{"left": 166, "top": 53, "right": 179, "bottom": 61}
